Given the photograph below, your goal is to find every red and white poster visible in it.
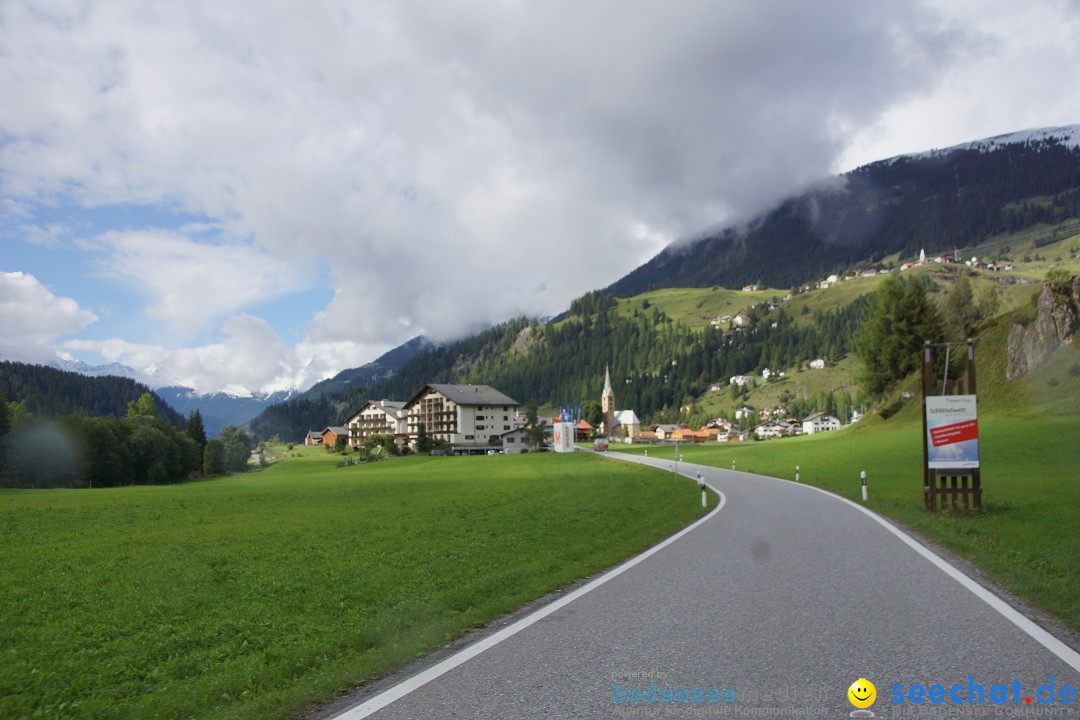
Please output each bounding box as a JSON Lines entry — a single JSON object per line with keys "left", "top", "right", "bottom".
{"left": 926, "top": 395, "right": 980, "bottom": 469}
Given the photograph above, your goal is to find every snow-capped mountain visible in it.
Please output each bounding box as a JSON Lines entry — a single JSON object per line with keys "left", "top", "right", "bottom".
{"left": 50, "top": 358, "right": 299, "bottom": 436}
{"left": 155, "top": 386, "right": 300, "bottom": 437}
{"left": 899, "top": 124, "right": 1080, "bottom": 162}
{"left": 50, "top": 359, "right": 157, "bottom": 386}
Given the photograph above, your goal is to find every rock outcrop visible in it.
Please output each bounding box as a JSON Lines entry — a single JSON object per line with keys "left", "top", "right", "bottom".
{"left": 1006, "top": 276, "right": 1080, "bottom": 380}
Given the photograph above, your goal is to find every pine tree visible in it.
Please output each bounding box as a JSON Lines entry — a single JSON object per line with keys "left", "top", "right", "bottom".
{"left": 855, "top": 275, "right": 944, "bottom": 396}
{"left": 186, "top": 410, "right": 208, "bottom": 456}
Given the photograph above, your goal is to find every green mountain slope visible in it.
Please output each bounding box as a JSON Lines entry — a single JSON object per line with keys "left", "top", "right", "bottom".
{"left": 607, "top": 129, "right": 1080, "bottom": 295}
{"left": 0, "top": 361, "right": 185, "bottom": 427}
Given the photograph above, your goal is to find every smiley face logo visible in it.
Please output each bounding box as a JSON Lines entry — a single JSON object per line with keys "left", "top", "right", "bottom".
{"left": 847, "top": 678, "right": 876, "bottom": 709}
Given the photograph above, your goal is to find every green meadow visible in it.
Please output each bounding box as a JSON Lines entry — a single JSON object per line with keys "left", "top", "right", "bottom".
{"left": 615, "top": 285, "right": 779, "bottom": 325}
{"left": 0, "top": 452, "right": 707, "bottom": 720}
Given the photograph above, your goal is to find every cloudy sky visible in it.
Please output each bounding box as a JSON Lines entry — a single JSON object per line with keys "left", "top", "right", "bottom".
{"left": 2, "top": 0, "right": 1079, "bottom": 394}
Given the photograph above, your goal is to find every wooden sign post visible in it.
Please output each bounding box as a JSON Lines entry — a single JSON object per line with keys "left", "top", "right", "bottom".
{"left": 922, "top": 339, "right": 982, "bottom": 511}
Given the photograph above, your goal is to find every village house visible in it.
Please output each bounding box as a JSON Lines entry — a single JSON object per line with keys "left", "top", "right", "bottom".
{"left": 321, "top": 426, "right": 349, "bottom": 447}
{"left": 734, "top": 406, "right": 756, "bottom": 421}
{"left": 754, "top": 421, "right": 794, "bottom": 440}
{"left": 809, "top": 358, "right": 827, "bottom": 370}
{"left": 650, "top": 424, "right": 683, "bottom": 441}
{"left": 304, "top": 431, "right": 322, "bottom": 446}
{"left": 345, "top": 399, "right": 408, "bottom": 447}
{"left": 706, "top": 418, "right": 733, "bottom": 433}
{"left": 711, "top": 315, "right": 733, "bottom": 327}
{"left": 498, "top": 427, "right": 528, "bottom": 454}
{"left": 730, "top": 374, "right": 754, "bottom": 387}
{"left": 574, "top": 419, "right": 593, "bottom": 442}
{"left": 731, "top": 311, "right": 750, "bottom": 328}
{"left": 818, "top": 274, "right": 840, "bottom": 289}
{"left": 404, "top": 384, "right": 521, "bottom": 453}
{"left": 802, "top": 412, "right": 841, "bottom": 435}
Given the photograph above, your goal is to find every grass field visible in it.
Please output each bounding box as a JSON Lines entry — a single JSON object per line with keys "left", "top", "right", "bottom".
{"left": 0, "top": 451, "right": 707, "bottom": 720}
{"left": 615, "top": 286, "right": 779, "bottom": 326}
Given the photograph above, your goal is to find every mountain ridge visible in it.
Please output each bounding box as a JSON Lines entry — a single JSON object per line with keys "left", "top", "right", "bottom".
{"left": 606, "top": 125, "right": 1080, "bottom": 297}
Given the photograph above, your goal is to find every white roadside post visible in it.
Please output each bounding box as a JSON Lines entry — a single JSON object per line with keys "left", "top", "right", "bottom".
{"left": 731, "top": 460, "right": 736, "bottom": 471}
{"left": 698, "top": 472, "right": 707, "bottom": 508}
{"left": 796, "top": 465, "right": 800, "bottom": 482}
{"left": 861, "top": 470, "right": 868, "bottom": 502}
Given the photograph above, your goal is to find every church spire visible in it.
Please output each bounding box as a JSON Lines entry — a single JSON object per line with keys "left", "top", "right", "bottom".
{"left": 602, "top": 364, "right": 615, "bottom": 438}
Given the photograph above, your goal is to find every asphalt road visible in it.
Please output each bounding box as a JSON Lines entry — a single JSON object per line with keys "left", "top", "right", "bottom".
{"left": 327, "top": 453, "right": 1080, "bottom": 719}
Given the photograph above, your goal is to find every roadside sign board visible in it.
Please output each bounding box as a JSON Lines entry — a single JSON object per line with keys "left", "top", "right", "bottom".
{"left": 925, "top": 394, "right": 979, "bottom": 469}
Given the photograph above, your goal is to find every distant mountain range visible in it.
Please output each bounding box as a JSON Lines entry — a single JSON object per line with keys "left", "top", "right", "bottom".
{"left": 50, "top": 358, "right": 153, "bottom": 385}
{"left": 45, "top": 359, "right": 289, "bottom": 436}
{"left": 153, "top": 386, "right": 299, "bottom": 437}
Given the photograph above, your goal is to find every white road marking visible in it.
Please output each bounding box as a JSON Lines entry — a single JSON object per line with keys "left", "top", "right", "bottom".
{"left": 330, "top": 466, "right": 726, "bottom": 719}
{"left": 784, "top": 476, "right": 1080, "bottom": 673}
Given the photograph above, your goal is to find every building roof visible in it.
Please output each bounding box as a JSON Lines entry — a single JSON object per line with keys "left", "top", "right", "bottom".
{"left": 802, "top": 412, "right": 839, "bottom": 423}
{"left": 407, "top": 384, "right": 520, "bottom": 408}
{"left": 347, "top": 399, "right": 407, "bottom": 420}
{"left": 323, "top": 426, "right": 349, "bottom": 435}
{"left": 614, "top": 410, "right": 640, "bottom": 425}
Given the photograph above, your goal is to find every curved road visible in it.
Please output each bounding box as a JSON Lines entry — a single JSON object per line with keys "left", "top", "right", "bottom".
{"left": 326, "top": 453, "right": 1080, "bottom": 719}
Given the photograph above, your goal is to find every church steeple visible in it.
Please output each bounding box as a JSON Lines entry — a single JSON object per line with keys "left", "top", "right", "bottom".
{"left": 602, "top": 364, "right": 615, "bottom": 438}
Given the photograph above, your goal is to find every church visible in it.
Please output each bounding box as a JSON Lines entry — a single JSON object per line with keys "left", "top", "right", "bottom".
{"left": 601, "top": 365, "right": 641, "bottom": 440}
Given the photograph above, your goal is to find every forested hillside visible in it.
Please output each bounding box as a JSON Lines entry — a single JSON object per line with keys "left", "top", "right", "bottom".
{"left": 608, "top": 135, "right": 1080, "bottom": 295}
{"left": 250, "top": 292, "right": 865, "bottom": 441}
{"left": 0, "top": 361, "right": 184, "bottom": 427}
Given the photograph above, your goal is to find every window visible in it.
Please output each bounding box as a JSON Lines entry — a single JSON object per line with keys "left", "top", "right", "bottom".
{"left": 465, "top": 435, "right": 474, "bottom": 440}
{"left": 504, "top": 425, "right": 510, "bottom": 430}
{"left": 477, "top": 415, "right": 485, "bottom": 420}
{"left": 477, "top": 425, "right": 485, "bottom": 430}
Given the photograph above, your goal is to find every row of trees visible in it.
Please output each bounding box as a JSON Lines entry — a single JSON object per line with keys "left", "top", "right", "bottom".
{"left": 0, "top": 393, "right": 253, "bottom": 489}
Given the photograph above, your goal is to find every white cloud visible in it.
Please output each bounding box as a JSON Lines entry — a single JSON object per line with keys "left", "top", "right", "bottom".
{"left": 3, "top": 0, "right": 1079, "bottom": 392}
{"left": 0, "top": 271, "right": 98, "bottom": 363}
{"left": 88, "top": 229, "right": 310, "bottom": 336}
{"left": 61, "top": 337, "right": 168, "bottom": 373}
{"left": 63, "top": 314, "right": 386, "bottom": 394}
{"left": 836, "top": 0, "right": 1080, "bottom": 171}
